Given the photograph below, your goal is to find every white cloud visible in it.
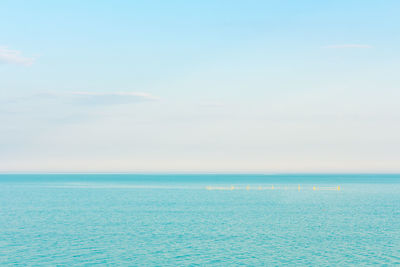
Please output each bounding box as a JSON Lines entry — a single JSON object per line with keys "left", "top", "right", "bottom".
{"left": 1, "top": 91, "right": 158, "bottom": 126}
{"left": 324, "top": 44, "right": 372, "bottom": 49}
{"left": 63, "top": 91, "right": 158, "bottom": 105}
{"left": 7, "top": 91, "right": 158, "bottom": 107}
{"left": 69, "top": 91, "right": 157, "bottom": 99}
{"left": 0, "top": 47, "right": 34, "bottom": 66}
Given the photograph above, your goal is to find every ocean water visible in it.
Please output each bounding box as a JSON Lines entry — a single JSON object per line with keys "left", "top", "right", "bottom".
{"left": 0, "top": 174, "right": 399, "bottom": 266}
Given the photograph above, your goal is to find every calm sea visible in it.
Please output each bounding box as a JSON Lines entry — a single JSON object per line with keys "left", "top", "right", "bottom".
{"left": 1, "top": 174, "right": 399, "bottom": 265}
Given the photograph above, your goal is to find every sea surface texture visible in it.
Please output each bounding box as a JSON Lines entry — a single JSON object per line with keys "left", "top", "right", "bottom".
{"left": 0, "top": 174, "right": 399, "bottom": 266}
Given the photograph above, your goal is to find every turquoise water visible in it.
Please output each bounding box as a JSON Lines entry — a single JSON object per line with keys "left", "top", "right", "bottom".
{"left": 1, "top": 174, "right": 399, "bottom": 265}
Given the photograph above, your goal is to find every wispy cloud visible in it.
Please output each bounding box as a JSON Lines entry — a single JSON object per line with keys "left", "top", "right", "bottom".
{"left": 0, "top": 47, "right": 35, "bottom": 66}
{"left": 324, "top": 44, "right": 372, "bottom": 49}
{"left": 2, "top": 91, "right": 158, "bottom": 125}
{"left": 7, "top": 91, "right": 158, "bottom": 106}
{"left": 61, "top": 91, "right": 158, "bottom": 105}
{"left": 69, "top": 91, "right": 157, "bottom": 99}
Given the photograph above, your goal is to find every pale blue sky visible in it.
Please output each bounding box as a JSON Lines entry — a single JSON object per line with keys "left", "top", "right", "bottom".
{"left": 1, "top": 1, "right": 399, "bottom": 172}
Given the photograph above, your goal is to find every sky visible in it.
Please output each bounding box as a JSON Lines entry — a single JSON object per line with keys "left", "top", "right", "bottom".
{"left": 1, "top": 0, "right": 400, "bottom": 173}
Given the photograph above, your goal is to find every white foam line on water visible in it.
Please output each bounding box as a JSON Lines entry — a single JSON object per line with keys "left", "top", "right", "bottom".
{"left": 206, "top": 185, "right": 341, "bottom": 191}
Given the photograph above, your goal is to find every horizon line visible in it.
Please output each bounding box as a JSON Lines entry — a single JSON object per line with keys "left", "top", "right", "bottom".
{"left": 1, "top": 172, "right": 399, "bottom": 175}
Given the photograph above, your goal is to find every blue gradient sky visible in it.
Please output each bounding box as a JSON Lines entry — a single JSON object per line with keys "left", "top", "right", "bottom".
{"left": 1, "top": 0, "right": 399, "bottom": 172}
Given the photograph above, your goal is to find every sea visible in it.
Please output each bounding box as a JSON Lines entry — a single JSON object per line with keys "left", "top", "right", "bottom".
{"left": 0, "top": 174, "right": 399, "bottom": 266}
